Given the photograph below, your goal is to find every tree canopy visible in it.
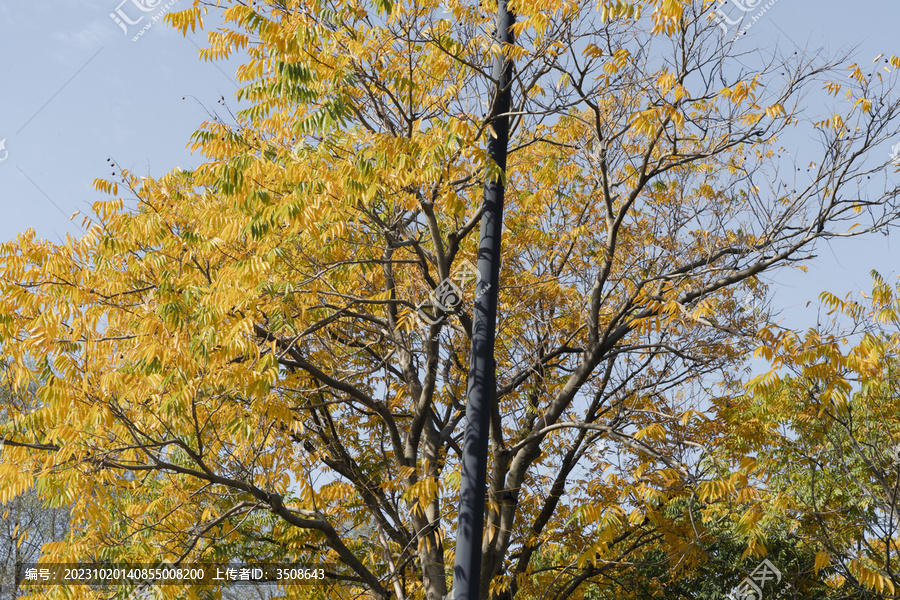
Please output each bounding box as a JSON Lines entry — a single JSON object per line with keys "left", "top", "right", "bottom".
{"left": 3, "top": 0, "right": 900, "bottom": 599}
{"left": 724, "top": 274, "right": 900, "bottom": 597}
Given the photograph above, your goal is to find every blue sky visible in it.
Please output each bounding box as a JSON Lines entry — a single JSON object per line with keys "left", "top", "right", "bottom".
{"left": 0, "top": 0, "right": 241, "bottom": 239}
{"left": 0, "top": 0, "right": 898, "bottom": 328}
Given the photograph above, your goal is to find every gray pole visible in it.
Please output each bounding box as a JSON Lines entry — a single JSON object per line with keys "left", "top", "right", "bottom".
{"left": 451, "top": 2, "right": 514, "bottom": 599}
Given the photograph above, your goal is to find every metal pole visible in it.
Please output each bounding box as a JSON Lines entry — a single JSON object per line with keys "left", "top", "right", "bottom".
{"left": 452, "top": 2, "right": 514, "bottom": 599}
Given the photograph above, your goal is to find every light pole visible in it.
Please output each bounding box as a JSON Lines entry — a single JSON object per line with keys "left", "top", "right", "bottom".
{"left": 451, "top": 1, "right": 515, "bottom": 599}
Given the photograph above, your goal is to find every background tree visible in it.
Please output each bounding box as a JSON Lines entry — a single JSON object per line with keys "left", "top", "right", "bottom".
{"left": 720, "top": 273, "right": 900, "bottom": 598}
{"left": 3, "top": 0, "right": 900, "bottom": 599}
{"left": 564, "top": 516, "right": 845, "bottom": 599}
{"left": 0, "top": 366, "right": 68, "bottom": 600}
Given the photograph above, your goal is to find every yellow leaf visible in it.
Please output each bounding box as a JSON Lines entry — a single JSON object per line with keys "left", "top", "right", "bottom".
{"left": 814, "top": 550, "right": 830, "bottom": 574}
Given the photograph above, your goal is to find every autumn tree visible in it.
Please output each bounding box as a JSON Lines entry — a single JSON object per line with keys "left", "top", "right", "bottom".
{"left": 583, "top": 517, "right": 843, "bottom": 599}
{"left": 719, "top": 273, "right": 900, "bottom": 598}
{"left": 3, "top": 0, "right": 900, "bottom": 599}
{"left": 0, "top": 367, "right": 68, "bottom": 600}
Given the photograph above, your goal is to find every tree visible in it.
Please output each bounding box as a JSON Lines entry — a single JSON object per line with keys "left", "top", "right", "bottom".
{"left": 721, "top": 273, "right": 900, "bottom": 598}
{"left": 575, "top": 515, "right": 839, "bottom": 599}
{"left": 2, "top": 0, "right": 900, "bottom": 598}
{"left": 0, "top": 366, "right": 69, "bottom": 600}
